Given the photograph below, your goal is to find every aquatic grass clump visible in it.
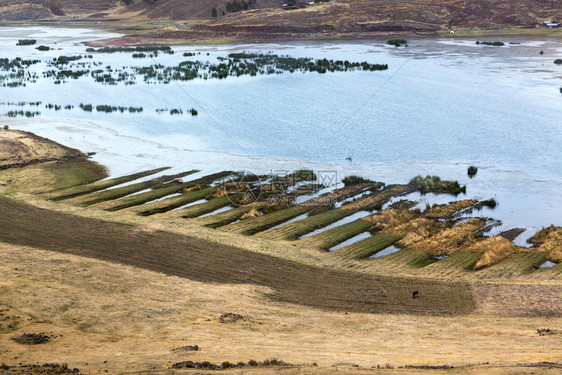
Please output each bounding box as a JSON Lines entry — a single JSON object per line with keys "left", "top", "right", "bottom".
{"left": 387, "top": 39, "right": 407, "bottom": 47}
{"left": 342, "top": 175, "right": 373, "bottom": 186}
{"left": 36, "top": 45, "right": 50, "bottom": 51}
{"left": 6, "top": 110, "right": 40, "bottom": 118}
{"left": 2, "top": 52, "right": 388, "bottom": 88}
{"left": 16, "top": 39, "right": 36, "bottom": 46}
{"left": 467, "top": 166, "right": 478, "bottom": 178}
{"left": 476, "top": 41, "right": 504, "bottom": 46}
{"left": 86, "top": 46, "right": 173, "bottom": 54}
{"left": 45, "top": 104, "right": 62, "bottom": 110}
{"left": 554, "top": 59, "right": 562, "bottom": 65}
{"left": 288, "top": 169, "right": 317, "bottom": 181}
{"left": 479, "top": 198, "right": 497, "bottom": 209}
{"left": 527, "top": 225, "right": 557, "bottom": 244}
{"left": 79, "top": 103, "right": 92, "bottom": 112}
{"left": 95, "top": 105, "right": 143, "bottom": 113}
{"left": 54, "top": 55, "right": 82, "bottom": 65}
{"left": 408, "top": 175, "right": 466, "bottom": 195}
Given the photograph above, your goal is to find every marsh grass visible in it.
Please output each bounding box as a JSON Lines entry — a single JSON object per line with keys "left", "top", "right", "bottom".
{"left": 388, "top": 39, "right": 408, "bottom": 47}
{"left": 467, "top": 166, "right": 478, "bottom": 178}
{"left": 476, "top": 41, "right": 504, "bottom": 46}
{"left": 47, "top": 167, "right": 170, "bottom": 200}
{"left": 16, "top": 39, "right": 36, "bottom": 46}
{"left": 408, "top": 175, "right": 466, "bottom": 195}
{"left": 342, "top": 175, "right": 373, "bottom": 186}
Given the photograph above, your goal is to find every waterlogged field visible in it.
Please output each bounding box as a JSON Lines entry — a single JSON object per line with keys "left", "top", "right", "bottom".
{"left": 1, "top": 27, "right": 562, "bottom": 242}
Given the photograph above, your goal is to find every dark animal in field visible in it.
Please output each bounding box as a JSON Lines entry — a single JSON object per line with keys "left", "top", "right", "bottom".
{"left": 412, "top": 291, "right": 419, "bottom": 298}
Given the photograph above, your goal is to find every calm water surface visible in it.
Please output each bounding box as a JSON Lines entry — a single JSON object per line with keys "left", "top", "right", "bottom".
{"left": 1, "top": 27, "right": 561, "bottom": 241}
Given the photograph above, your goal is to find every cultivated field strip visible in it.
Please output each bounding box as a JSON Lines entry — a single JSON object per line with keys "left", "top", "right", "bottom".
{"left": 369, "top": 248, "right": 437, "bottom": 271}
{"left": 70, "top": 170, "right": 198, "bottom": 206}
{"left": 0, "top": 196, "right": 476, "bottom": 315}
{"left": 221, "top": 205, "right": 313, "bottom": 235}
{"left": 320, "top": 183, "right": 374, "bottom": 203}
{"left": 474, "top": 252, "right": 547, "bottom": 278}
{"left": 194, "top": 203, "right": 267, "bottom": 227}
{"left": 45, "top": 167, "right": 170, "bottom": 201}
{"left": 90, "top": 171, "right": 234, "bottom": 211}
{"left": 333, "top": 232, "right": 402, "bottom": 259}
{"left": 177, "top": 196, "right": 237, "bottom": 219}
{"left": 133, "top": 187, "right": 217, "bottom": 216}
{"left": 257, "top": 208, "right": 359, "bottom": 241}
{"left": 341, "top": 185, "right": 411, "bottom": 211}
{"left": 296, "top": 218, "right": 373, "bottom": 250}
{"left": 421, "top": 252, "right": 483, "bottom": 276}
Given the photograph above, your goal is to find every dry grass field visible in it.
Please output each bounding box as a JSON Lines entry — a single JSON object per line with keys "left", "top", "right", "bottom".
{"left": 1, "top": 243, "right": 561, "bottom": 374}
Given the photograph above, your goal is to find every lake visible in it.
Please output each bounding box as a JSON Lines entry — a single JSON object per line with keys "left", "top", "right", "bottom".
{"left": 1, "top": 27, "right": 562, "bottom": 242}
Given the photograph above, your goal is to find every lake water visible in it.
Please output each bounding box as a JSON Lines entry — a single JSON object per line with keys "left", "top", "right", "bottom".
{"left": 1, "top": 27, "right": 561, "bottom": 241}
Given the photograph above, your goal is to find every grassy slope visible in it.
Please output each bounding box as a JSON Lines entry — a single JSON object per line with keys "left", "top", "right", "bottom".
{"left": 0, "top": 195, "right": 476, "bottom": 315}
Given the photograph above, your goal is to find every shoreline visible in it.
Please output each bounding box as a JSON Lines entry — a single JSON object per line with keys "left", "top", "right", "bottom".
{"left": 1, "top": 20, "right": 562, "bottom": 46}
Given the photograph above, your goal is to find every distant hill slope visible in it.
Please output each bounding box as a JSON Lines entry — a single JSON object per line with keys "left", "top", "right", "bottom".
{"left": 209, "top": 0, "right": 562, "bottom": 30}
{"left": 0, "top": 0, "right": 560, "bottom": 31}
{"left": 0, "top": 0, "right": 283, "bottom": 21}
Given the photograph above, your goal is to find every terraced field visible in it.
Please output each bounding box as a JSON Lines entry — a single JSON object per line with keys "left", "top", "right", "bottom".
{"left": 333, "top": 232, "right": 402, "bottom": 259}
{"left": 35, "top": 166, "right": 561, "bottom": 281}
{"left": 257, "top": 208, "right": 358, "bottom": 240}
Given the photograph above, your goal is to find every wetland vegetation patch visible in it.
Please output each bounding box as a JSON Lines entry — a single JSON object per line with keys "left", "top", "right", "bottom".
{"left": 0, "top": 51, "right": 388, "bottom": 88}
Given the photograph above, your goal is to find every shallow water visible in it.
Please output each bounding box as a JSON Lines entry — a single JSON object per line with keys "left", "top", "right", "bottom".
{"left": 1, "top": 27, "right": 562, "bottom": 237}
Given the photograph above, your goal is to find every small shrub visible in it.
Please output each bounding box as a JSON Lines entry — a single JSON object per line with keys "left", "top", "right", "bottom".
{"left": 221, "top": 361, "right": 232, "bottom": 368}
{"left": 408, "top": 175, "right": 466, "bottom": 195}
{"left": 342, "top": 175, "right": 373, "bottom": 186}
{"left": 3, "top": 125, "right": 8, "bottom": 130}
{"left": 388, "top": 39, "right": 407, "bottom": 47}
{"left": 467, "top": 166, "right": 478, "bottom": 178}
{"left": 248, "top": 360, "right": 259, "bottom": 367}
{"left": 12, "top": 332, "right": 51, "bottom": 345}
{"left": 554, "top": 59, "right": 562, "bottom": 65}
{"left": 17, "top": 39, "right": 36, "bottom": 46}
{"left": 369, "top": 181, "right": 386, "bottom": 192}
{"left": 477, "top": 41, "right": 504, "bottom": 46}
{"left": 480, "top": 198, "right": 497, "bottom": 208}
{"left": 286, "top": 169, "right": 316, "bottom": 181}
{"left": 79, "top": 103, "right": 92, "bottom": 112}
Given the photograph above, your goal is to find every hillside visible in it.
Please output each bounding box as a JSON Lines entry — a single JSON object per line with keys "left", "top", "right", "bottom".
{"left": 0, "top": 0, "right": 560, "bottom": 31}
{"left": 0, "top": 0, "right": 283, "bottom": 21}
